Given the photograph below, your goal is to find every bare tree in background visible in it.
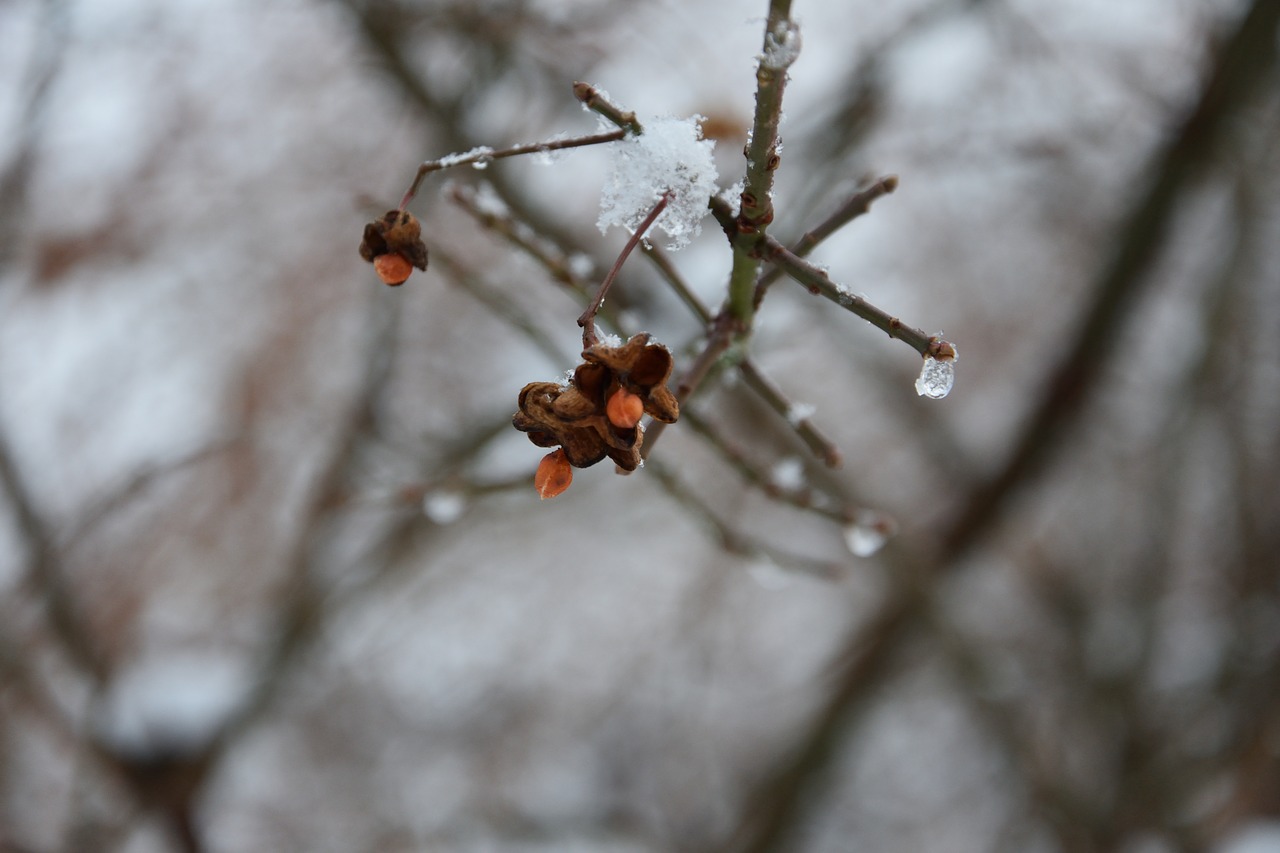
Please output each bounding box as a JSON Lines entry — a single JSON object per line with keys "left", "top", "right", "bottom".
{"left": 1, "top": 1, "right": 1279, "bottom": 851}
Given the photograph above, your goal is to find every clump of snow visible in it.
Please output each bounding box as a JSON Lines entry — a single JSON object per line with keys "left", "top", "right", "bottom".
{"left": 597, "top": 115, "right": 719, "bottom": 251}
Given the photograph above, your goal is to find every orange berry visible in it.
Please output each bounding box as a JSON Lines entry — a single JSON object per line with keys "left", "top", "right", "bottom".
{"left": 373, "top": 253, "right": 413, "bottom": 286}
{"left": 606, "top": 388, "right": 645, "bottom": 429}
{"left": 535, "top": 449, "right": 573, "bottom": 499}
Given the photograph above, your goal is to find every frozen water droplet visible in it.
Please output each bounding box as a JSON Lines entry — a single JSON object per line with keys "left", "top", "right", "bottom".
{"left": 422, "top": 490, "right": 467, "bottom": 524}
{"left": 471, "top": 158, "right": 489, "bottom": 170}
{"left": 915, "top": 354, "right": 956, "bottom": 399}
{"left": 843, "top": 511, "right": 897, "bottom": 557}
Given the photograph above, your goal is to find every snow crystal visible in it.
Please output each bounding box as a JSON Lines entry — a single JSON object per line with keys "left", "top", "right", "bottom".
{"left": 761, "top": 19, "right": 803, "bottom": 70}
{"left": 718, "top": 179, "right": 745, "bottom": 217}
{"left": 915, "top": 348, "right": 958, "bottom": 399}
{"left": 422, "top": 489, "right": 467, "bottom": 524}
{"left": 843, "top": 511, "right": 898, "bottom": 558}
{"left": 597, "top": 332, "right": 624, "bottom": 349}
{"left": 437, "top": 145, "right": 494, "bottom": 168}
{"left": 531, "top": 133, "right": 567, "bottom": 165}
{"left": 597, "top": 115, "right": 719, "bottom": 251}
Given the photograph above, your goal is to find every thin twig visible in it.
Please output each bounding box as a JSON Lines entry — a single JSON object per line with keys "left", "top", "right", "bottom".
{"left": 572, "top": 81, "right": 645, "bottom": 135}
{"left": 578, "top": 191, "right": 671, "bottom": 348}
{"left": 645, "top": 458, "right": 842, "bottom": 579}
{"left": 641, "top": 242, "right": 714, "bottom": 324}
{"left": 0, "top": 430, "right": 105, "bottom": 682}
{"left": 737, "top": 360, "right": 844, "bottom": 468}
{"left": 448, "top": 183, "right": 594, "bottom": 293}
{"left": 638, "top": 243, "right": 845, "bottom": 468}
{"left": 431, "top": 246, "right": 575, "bottom": 367}
{"left": 447, "top": 184, "right": 630, "bottom": 340}
{"left": 754, "top": 174, "right": 899, "bottom": 306}
{"left": 711, "top": 195, "right": 946, "bottom": 359}
{"left": 398, "top": 129, "right": 625, "bottom": 210}
{"left": 680, "top": 409, "right": 847, "bottom": 523}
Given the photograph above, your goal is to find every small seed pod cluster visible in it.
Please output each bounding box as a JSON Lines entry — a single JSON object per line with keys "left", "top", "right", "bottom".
{"left": 513, "top": 333, "right": 680, "bottom": 499}
{"left": 359, "top": 209, "right": 429, "bottom": 286}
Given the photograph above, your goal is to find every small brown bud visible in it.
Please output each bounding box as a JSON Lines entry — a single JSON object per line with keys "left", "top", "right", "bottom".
{"left": 606, "top": 388, "right": 645, "bottom": 429}
{"left": 535, "top": 449, "right": 573, "bottom": 499}
{"left": 374, "top": 253, "right": 413, "bottom": 286}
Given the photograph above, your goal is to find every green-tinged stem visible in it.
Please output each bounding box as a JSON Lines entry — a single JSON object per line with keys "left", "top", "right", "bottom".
{"left": 727, "top": 249, "right": 760, "bottom": 324}
{"left": 727, "top": 0, "right": 799, "bottom": 329}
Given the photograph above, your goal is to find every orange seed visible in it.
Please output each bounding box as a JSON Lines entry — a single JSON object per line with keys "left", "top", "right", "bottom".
{"left": 606, "top": 388, "right": 645, "bottom": 429}
{"left": 535, "top": 449, "right": 573, "bottom": 499}
{"left": 374, "top": 253, "right": 413, "bottom": 286}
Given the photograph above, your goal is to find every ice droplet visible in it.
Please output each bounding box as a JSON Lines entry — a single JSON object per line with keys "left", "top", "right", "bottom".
{"left": 471, "top": 158, "right": 490, "bottom": 170}
{"left": 422, "top": 490, "right": 467, "bottom": 524}
{"left": 843, "top": 511, "right": 897, "bottom": 557}
{"left": 915, "top": 354, "right": 956, "bottom": 399}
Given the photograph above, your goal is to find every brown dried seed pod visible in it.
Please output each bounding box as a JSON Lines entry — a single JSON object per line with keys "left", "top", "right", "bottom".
{"left": 359, "top": 209, "right": 429, "bottom": 279}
